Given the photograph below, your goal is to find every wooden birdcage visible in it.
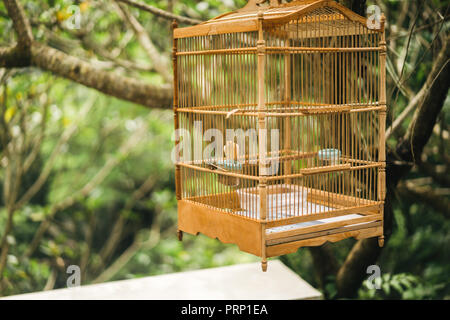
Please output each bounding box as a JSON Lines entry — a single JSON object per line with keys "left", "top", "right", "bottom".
{"left": 172, "top": 0, "right": 387, "bottom": 271}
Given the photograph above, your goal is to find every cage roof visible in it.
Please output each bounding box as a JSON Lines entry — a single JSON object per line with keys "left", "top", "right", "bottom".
{"left": 174, "top": 0, "right": 381, "bottom": 39}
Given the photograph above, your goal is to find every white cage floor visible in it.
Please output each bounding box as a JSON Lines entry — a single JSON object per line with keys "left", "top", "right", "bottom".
{"left": 233, "top": 201, "right": 330, "bottom": 220}
{"left": 234, "top": 192, "right": 330, "bottom": 221}
{"left": 233, "top": 201, "right": 371, "bottom": 235}
{"left": 233, "top": 184, "right": 374, "bottom": 235}
{"left": 266, "top": 213, "right": 367, "bottom": 234}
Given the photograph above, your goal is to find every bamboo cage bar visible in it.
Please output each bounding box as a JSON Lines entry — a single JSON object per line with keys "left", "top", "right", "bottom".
{"left": 257, "top": 11, "right": 268, "bottom": 272}
{"left": 172, "top": 21, "right": 181, "bottom": 201}
{"left": 283, "top": 27, "right": 292, "bottom": 185}
{"left": 377, "top": 14, "right": 387, "bottom": 247}
{"left": 173, "top": 0, "right": 386, "bottom": 271}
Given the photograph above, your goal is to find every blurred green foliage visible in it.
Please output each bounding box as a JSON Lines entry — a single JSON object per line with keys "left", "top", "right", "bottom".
{"left": 0, "top": 72, "right": 259, "bottom": 295}
{"left": 0, "top": 0, "right": 449, "bottom": 299}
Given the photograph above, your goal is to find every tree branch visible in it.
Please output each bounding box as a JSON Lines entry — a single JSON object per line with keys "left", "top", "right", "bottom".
{"left": 116, "top": 0, "right": 201, "bottom": 25}
{"left": 391, "top": 36, "right": 450, "bottom": 185}
{"left": 1, "top": 42, "right": 173, "bottom": 109}
{"left": 25, "top": 119, "right": 149, "bottom": 257}
{"left": 92, "top": 209, "right": 165, "bottom": 284}
{"left": 78, "top": 35, "right": 154, "bottom": 73}
{"left": 309, "top": 244, "right": 339, "bottom": 293}
{"left": 114, "top": 1, "right": 172, "bottom": 83}
{"left": 418, "top": 160, "right": 450, "bottom": 188}
{"left": 2, "top": 0, "right": 33, "bottom": 48}
{"left": 1, "top": 0, "right": 173, "bottom": 109}
{"left": 389, "top": 14, "right": 450, "bottom": 41}
{"left": 98, "top": 173, "right": 157, "bottom": 264}
{"left": 23, "top": 98, "right": 49, "bottom": 173}
{"left": 0, "top": 45, "right": 30, "bottom": 67}
{"left": 398, "top": 182, "right": 450, "bottom": 217}
{"left": 30, "top": 43, "right": 172, "bottom": 109}
{"left": 336, "top": 237, "right": 382, "bottom": 298}
{"left": 15, "top": 97, "right": 95, "bottom": 210}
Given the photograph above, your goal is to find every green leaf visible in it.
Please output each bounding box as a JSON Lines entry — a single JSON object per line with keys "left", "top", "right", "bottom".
{"left": 382, "top": 282, "right": 391, "bottom": 296}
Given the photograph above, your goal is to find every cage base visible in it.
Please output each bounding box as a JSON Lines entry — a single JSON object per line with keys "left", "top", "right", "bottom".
{"left": 266, "top": 225, "right": 383, "bottom": 258}
{"left": 178, "top": 199, "right": 262, "bottom": 256}
{"left": 177, "top": 198, "right": 383, "bottom": 267}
